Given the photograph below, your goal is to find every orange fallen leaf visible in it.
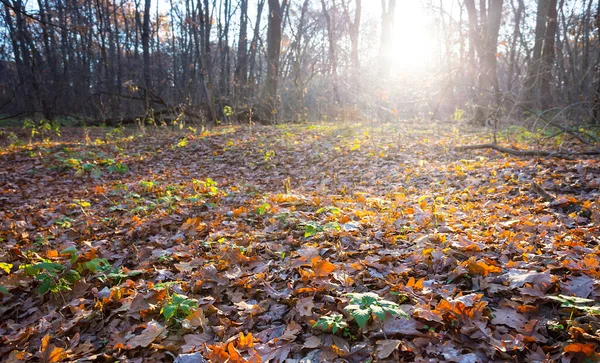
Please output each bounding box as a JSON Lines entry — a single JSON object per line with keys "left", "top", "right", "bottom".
{"left": 238, "top": 332, "right": 255, "bottom": 350}
{"left": 311, "top": 256, "right": 338, "bottom": 277}
{"left": 564, "top": 342, "right": 596, "bottom": 356}
{"left": 207, "top": 343, "right": 229, "bottom": 362}
{"left": 40, "top": 335, "right": 67, "bottom": 363}
{"left": 227, "top": 342, "right": 244, "bottom": 363}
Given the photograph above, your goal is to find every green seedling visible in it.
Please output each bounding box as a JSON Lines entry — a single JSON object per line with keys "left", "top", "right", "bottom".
{"left": 313, "top": 313, "right": 348, "bottom": 334}
{"left": 344, "top": 292, "right": 408, "bottom": 329}
{"left": 161, "top": 293, "right": 198, "bottom": 320}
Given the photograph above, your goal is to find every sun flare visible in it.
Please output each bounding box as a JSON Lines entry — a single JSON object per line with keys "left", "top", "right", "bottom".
{"left": 364, "top": 1, "right": 436, "bottom": 73}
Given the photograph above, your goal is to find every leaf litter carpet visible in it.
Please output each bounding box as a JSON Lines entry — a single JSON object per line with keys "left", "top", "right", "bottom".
{"left": 1, "top": 123, "right": 600, "bottom": 362}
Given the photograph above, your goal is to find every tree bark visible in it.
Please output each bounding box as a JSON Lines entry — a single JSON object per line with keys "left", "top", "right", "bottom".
{"left": 264, "top": 0, "right": 285, "bottom": 123}
{"left": 142, "top": 0, "right": 152, "bottom": 102}
{"left": 320, "top": 0, "right": 341, "bottom": 104}
{"left": 234, "top": 0, "right": 248, "bottom": 103}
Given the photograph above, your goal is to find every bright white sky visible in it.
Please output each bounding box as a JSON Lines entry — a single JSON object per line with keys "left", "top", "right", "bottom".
{"left": 361, "top": 1, "right": 437, "bottom": 73}
{"left": 154, "top": 0, "right": 437, "bottom": 73}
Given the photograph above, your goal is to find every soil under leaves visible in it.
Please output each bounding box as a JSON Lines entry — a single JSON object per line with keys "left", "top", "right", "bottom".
{"left": 1, "top": 122, "right": 600, "bottom": 362}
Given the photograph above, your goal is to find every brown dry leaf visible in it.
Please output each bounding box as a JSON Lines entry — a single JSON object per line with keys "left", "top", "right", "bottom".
{"left": 376, "top": 339, "right": 401, "bottom": 359}
{"left": 506, "top": 269, "right": 554, "bottom": 289}
{"left": 383, "top": 317, "right": 426, "bottom": 336}
{"left": 40, "top": 334, "right": 67, "bottom": 363}
{"left": 452, "top": 235, "right": 485, "bottom": 251}
{"left": 303, "top": 335, "right": 322, "bottom": 349}
{"left": 127, "top": 321, "right": 166, "bottom": 348}
{"left": 6, "top": 350, "right": 33, "bottom": 363}
{"left": 184, "top": 307, "right": 208, "bottom": 329}
{"left": 561, "top": 274, "right": 595, "bottom": 298}
{"left": 490, "top": 308, "right": 527, "bottom": 330}
{"left": 180, "top": 332, "right": 214, "bottom": 353}
{"left": 296, "top": 296, "right": 315, "bottom": 317}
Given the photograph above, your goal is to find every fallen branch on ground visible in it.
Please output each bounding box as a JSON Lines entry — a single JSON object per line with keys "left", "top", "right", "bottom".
{"left": 455, "top": 143, "right": 600, "bottom": 158}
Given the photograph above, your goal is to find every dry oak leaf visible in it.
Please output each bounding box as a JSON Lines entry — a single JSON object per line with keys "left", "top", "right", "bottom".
{"left": 296, "top": 296, "right": 315, "bottom": 317}
{"left": 238, "top": 332, "right": 255, "bottom": 350}
{"left": 505, "top": 269, "right": 554, "bottom": 289}
{"left": 303, "top": 335, "right": 322, "bottom": 349}
{"left": 464, "top": 257, "right": 502, "bottom": 277}
{"left": 127, "top": 320, "right": 166, "bottom": 348}
{"left": 564, "top": 342, "right": 597, "bottom": 356}
{"left": 561, "top": 274, "right": 595, "bottom": 298}
{"left": 310, "top": 256, "right": 338, "bottom": 277}
{"left": 490, "top": 308, "right": 527, "bottom": 330}
{"left": 5, "top": 350, "right": 33, "bottom": 363}
{"left": 207, "top": 343, "right": 230, "bottom": 362}
{"left": 452, "top": 235, "right": 485, "bottom": 252}
{"left": 40, "top": 334, "right": 67, "bottom": 363}
{"left": 376, "top": 339, "right": 402, "bottom": 359}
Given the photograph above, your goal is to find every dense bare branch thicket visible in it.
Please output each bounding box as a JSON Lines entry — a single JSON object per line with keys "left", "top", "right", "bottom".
{"left": 0, "top": 0, "right": 598, "bottom": 126}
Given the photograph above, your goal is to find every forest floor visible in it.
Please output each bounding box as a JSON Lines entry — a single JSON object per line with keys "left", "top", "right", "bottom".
{"left": 1, "top": 122, "right": 600, "bottom": 362}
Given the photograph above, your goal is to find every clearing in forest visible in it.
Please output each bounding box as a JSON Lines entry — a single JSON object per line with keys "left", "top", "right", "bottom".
{"left": 1, "top": 122, "right": 600, "bottom": 362}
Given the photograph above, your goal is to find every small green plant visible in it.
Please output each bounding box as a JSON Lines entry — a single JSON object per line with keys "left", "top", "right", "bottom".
{"left": 139, "top": 180, "right": 155, "bottom": 192}
{"left": 161, "top": 293, "right": 198, "bottom": 320}
{"left": 107, "top": 162, "right": 129, "bottom": 174}
{"left": 0, "top": 262, "right": 13, "bottom": 274}
{"left": 24, "top": 119, "right": 60, "bottom": 143}
{"left": 546, "top": 295, "right": 600, "bottom": 314}
{"left": 192, "top": 178, "right": 221, "bottom": 197}
{"left": 343, "top": 292, "right": 408, "bottom": 329}
{"left": 21, "top": 247, "right": 112, "bottom": 294}
{"left": 302, "top": 221, "right": 341, "bottom": 238}
{"left": 22, "top": 260, "right": 80, "bottom": 294}
{"left": 256, "top": 202, "right": 272, "bottom": 215}
{"left": 55, "top": 216, "right": 73, "bottom": 229}
{"left": 315, "top": 206, "right": 342, "bottom": 215}
{"left": 263, "top": 150, "right": 275, "bottom": 162}
{"left": 7, "top": 132, "right": 25, "bottom": 147}
{"left": 313, "top": 313, "right": 348, "bottom": 334}
{"left": 451, "top": 108, "right": 465, "bottom": 121}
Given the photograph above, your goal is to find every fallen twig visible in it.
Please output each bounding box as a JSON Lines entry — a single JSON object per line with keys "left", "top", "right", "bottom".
{"left": 455, "top": 143, "right": 600, "bottom": 158}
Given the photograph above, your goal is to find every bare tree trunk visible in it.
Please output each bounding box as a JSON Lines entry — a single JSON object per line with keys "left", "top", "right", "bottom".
{"left": 540, "top": 0, "right": 557, "bottom": 110}
{"left": 320, "top": 0, "right": 341, "bottom": 104}
{"left": 507, "top": 0, "right": 524, "bottom": 93}
{"left": 248, "top": 0, "right": 265, "bottom": 96}
{"left": 234, "top": 0, "right": 248, "bottom": 104}
{"left": 524, "top": 0, "right": 549, "bottom": 108}
{"left": 264, "top": 0, "right": 285, "bottom": 123}
{"left": 593, "top": 0, "right": 600, "bottom": 123}
{"left": 465, "top": 0, "right": 503, "bottom": 124}
{"left": 142, "top": 0, "right": 152, "bottom": 104}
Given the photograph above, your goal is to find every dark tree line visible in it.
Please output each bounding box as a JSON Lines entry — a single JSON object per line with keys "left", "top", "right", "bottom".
{"left": 0, "top": 0, "right": 599, "bottom": 126}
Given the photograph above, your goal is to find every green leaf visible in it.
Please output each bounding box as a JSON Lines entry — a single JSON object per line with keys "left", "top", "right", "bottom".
{"left": 37, "top": 274, "right": 54, "bottom": 294}
{"left": 0, "top": 285, "right": 10, "bottom": 295}
{"left": 84, "top": 258, "right": 111, "bottom": 273}
{"left": 349, "top": 307, "right": 371, "bottom": 329}
{"left": 23, "top": 261, "right": 64, "bottom": 276}
{"left": 60, "top": 246, "right": 78, "bottom": 262}
{"left": 256, "top": 203, "right": 271, "bottom": 215}
{"left": 162, "top": 303, "right": 178, "bottom": 320}
{"left": 371, "top": 305, "right": 386, "bottom": 321}
{"left": 64, "top": 269, "right": 81, "bottom": 284}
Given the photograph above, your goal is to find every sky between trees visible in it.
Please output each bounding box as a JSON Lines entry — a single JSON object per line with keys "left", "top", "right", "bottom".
{"left": 0, "top": 0, "right": 598, "bottom": 126}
